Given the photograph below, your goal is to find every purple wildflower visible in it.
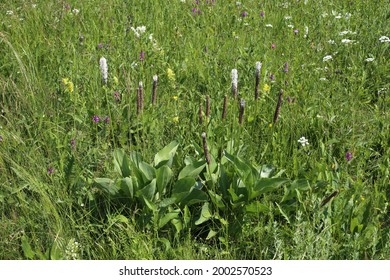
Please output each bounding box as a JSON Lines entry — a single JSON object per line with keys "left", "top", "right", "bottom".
{"left": 139, "top": 51, "right": 145, "bottom": 61}
{"left": 294, "top": 29, "right": 299, "bottom": 34}
{"left": 92, "top": 115, "right": 100, "bottom": 123}
{"left": 260, "top": 11, "right": 265, "bottom": 17}
{"left": 284, "top": 62, "right": 288, "bottom": 73}
{"left": 242, "top": 11, "right": 248, "bottom": 17}
{"left": 271, "top": 43, "right": 275, "bottom": 49}
{"left": 270, "top": 74, "right": 275, "bottom": 81}
{"left": 47, "top": 167, "right": 54, "bottom": 175}
{"left": 103, "top": 116, "right": 110, "bottom": 124}
{"left": 70, "top": 139, "right": 76, "bottom": 149}
{"left": 114, "top": 91, "right": 120, "bottom": 102}
{"left": 346, "top": 152, "right": 353, "bottom": 161}
{"left": 97, "top": 43, "right": 103, "bottom": 49}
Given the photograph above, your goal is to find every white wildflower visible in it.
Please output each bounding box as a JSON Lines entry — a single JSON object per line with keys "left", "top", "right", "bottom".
{"left": 298, "top": 137, "right": 309, "bottom": 147}
{"left": 6, "top": 10, "right": 13, "bottom": 15}
{"left": 72, "top": 9, "right": 79, "bottom": 14}
{"left": 265, "top": 24, "right": 273, "bottom": 28}
{"left": 323, "top": 55, "right": 333, "bottom": 62}
{"left": 379, "top": 36, "right": 390, "bottom": 43}
{"left": 32, "top": 4, "right": 37, "bottom": 8}
{"left": 256, "top": 61, "right": 262, "bottom": 74}
{"left": 304, "top": 26, "right": 309, "bottom": 38}
{"left": 231, "top": 69, "right": 238, "bottom": 87}
{"left": 284, "top": 16, "right": 292, "bottom": 20}
{"left": 365, "top": 57, "right": 375, "bottom": 62}
{"left": 99, "top": 57, "right": 108, "bottom": 84}
{"left": 345, "top": 13, "right": 352, "bottom": 19}
{"left": 319, "top": 77, "right": 327, "bottom": 81}
{"left": 328, "top": 39, "right": 335, "bottom": 44}
{"left": 153, "top": 75, "right": 158, "bottom": 82}
{"left": 341, "top": 38, "right": 356, "bottom": 44}
{"left": 287, "top": 24, "right": 294, "bottom": 28}
{"left": 236, "top": 2, "right": 241, "bottom": 6}
{"left": 339, "top": 30, "right": 356, "bottom": 36}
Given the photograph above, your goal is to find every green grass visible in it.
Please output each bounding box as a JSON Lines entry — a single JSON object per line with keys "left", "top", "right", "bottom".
{"left": 0, "top": 0, "right": 389, "bottom": 260}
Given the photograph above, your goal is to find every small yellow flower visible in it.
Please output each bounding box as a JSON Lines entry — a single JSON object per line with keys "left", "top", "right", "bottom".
{"left": 172, "top": 116, "right": 179, "bottom": 123}
{"left": 263, "top": 83, "right": 270, "bottom": 92}
{"left": 113, "top": 76, "right": 119, "bottom": 85}
{"left": 361, "top": 196, "right": 365, "bottom": 201}
{"left": 172, "top": 95, "right": 178, "bottom": 101}
{"left": 67, "top": 81, "right": 74, "bottom": 93}
{"left": 268, "top": 123, "right": 273, "bottom": 128}
{"left": 167, "top": 68, "right": 176, "bottom": 82}
{"left": 62, "top": 78, "right": 69, "bottom": 86}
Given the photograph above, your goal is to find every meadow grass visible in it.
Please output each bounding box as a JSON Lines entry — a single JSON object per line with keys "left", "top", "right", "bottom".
{"left": 0, "top": 0, "right": 389, "bottom": 259}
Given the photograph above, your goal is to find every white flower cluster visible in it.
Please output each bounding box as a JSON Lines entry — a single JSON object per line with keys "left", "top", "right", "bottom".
{"left": 65, "top": 238, "right": 81, "bottom": 260}
{"left": 99, "top": 57, "right": 108, "bottom": 84}
{"left": 231, "top": 69, "right": 238, "bottom": 87}
{"left": 298, "top": 137, "right": 309, "bottom": 147}
{"left": 131, "top": 25, "right": 146, "bottom": 37}
{"left": 379, "top": 36, "right": 390, "bottom": 43}
{"left": 323, "top": 55, "right": 333, "bottom": 62}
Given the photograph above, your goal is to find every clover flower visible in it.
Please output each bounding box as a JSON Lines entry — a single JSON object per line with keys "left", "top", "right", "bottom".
{"left": 92, "top": 115, "right": 100, "bottom": 123}
{"left": 345, "top": 152, "right": 353, "bottom": 161}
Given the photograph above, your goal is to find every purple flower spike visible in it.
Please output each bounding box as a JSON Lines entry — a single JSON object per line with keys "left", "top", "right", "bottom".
{"left": 294, "top": 29, "right": 299, "bottom": 33}
{"left": 242, "top": 11, "right": 248, "bottom": 17}
{"left": 92, "top": 115, "right": 100, "bottom": 123}
{"left": 139, "top": 51, "right": 145, "bottom": 61}
{"left": 114, "top": 91, "right": 120, "bottom": 102}
{"left": 260, "top": 11, "right": 265, "bottom": 17}
{"left": 346, "top": 152, "right": 353, "bottom": 161}
{"left": 70, "top": 139, "right": 76, "bottom": 149}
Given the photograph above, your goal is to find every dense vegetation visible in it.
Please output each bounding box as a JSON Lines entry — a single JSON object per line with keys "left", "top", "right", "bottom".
{"left": 0, "top": 0, "right": 389, "bottom": 259}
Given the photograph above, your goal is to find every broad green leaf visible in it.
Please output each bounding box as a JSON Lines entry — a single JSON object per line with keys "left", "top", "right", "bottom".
{"left": 180, "top": 188, "right": 208, "bottom": 206}
{"left": 250, "top": 178, "right": 290, "bottom": 200}
{"left": 21, "top": 236, "right": 35, "bottom": 259}
{"left": 159, "top": 197, "right": 177, "bottom": 208}
{"left": 94, "top": 178, "right": 120, "bottom": 196}
{"left": 143, "top": 197, "right": 158, "bottom": 212}
{"left": 156, "top": 165, "right": 173, "bottom": 195}
{"left": 113, "top": 149, "right": 131, "bottom": 177}
{"left": 178, "top": 160, "right": 206, "bottom": 180}
{"left": 208, "top": 190, "right": 225, "bottom": 210}
{"left": 171, "top": 218, "right": 183, "bottom": 233}
{"left": 119, "top": 177, "right": 134, "bottom": 198}
{"left": 172, "top": 177, "right": 196, "bottom": 195}
{"left": 206, "top": 229, "right": 218, "bottom": 240}
{"left": 154, "top": 140, "right": 179, "bottom": 168}
{"left": 223, "top": 151, "right": 257, "bottom": 184}
{"left": 245, "top": 201, "right": 270, "bottom": 215}
{"left": 195, "top": 202, "right": 213, "bottom": 225}
{"left": 139, "top": 162, "right": 156, "bottom": 182}
{"left": 159, "top": 210, "right": 180, "bottom": 228}
{"left": 49, "top": 239, "right": 62, "bottom": 260}
{"left": 136, "top": 178, "right": 156, "bottom": 201}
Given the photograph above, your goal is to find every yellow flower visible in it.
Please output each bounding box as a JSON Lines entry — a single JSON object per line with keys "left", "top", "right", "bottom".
{"left": 172, "top": 116, "right": 179, "bottom": 123}
{"left": 263, "top": 84, "right": 270, "bottom": 92}
{"left": 172, "top": 95, "right": 178, "bottom": 101}
{"left": 67, "top": 81, "right": 74, "bottom": 93}
{"left": 268, "top": 123, "right": 273, "bottom": 128}
{"left": 113, "top": 76, "right": 119, "bottom": 85}
{"left": 62, "top": 78, "right": 69, "bottom": 86}
{"left": 167, "top": 68, "right": 176, "bottom": 82}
